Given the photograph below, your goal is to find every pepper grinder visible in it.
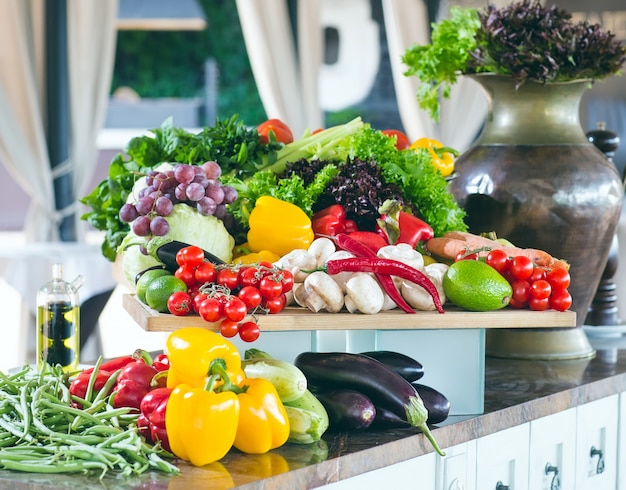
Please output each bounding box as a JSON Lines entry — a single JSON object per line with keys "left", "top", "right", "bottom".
{"left": 36, "top": 263, "right": 84, "bottom": 371}
{"left": 585, "top": 122, "right": 621, "bottom": 328}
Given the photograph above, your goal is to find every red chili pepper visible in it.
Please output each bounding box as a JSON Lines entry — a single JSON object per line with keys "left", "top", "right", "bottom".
{"left": 139, "top": 387, "right": 173, "bottom": 452}
{"left": 324, "top": 257, "right": 444, "bottom": 313}
{"left": 334, "top": 234, "right": 415, "bottom": 314}
{"left": 344, "top": 231, "right": 388, "bottom": 254}
{"left": 79, "top": 355, "right": 135, "bottom": 378}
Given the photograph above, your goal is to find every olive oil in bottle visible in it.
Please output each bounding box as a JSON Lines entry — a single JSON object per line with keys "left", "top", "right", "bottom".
{"left": 36, "top": 263, "right": 83, "bottom": 371}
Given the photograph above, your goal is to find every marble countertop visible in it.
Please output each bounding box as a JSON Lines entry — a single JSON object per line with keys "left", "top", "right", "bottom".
{"left": 1, "top": 332, "right": 626, "bottom": 489}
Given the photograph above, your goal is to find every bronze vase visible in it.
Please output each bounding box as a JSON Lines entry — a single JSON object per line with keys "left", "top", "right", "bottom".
{"left": 448, "top": 74, "right": 624, "bottom": 359}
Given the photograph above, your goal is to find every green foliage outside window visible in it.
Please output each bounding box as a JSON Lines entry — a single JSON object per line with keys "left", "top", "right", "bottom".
{"left": 111, "top": 0, "right": 266, "bottom": 125}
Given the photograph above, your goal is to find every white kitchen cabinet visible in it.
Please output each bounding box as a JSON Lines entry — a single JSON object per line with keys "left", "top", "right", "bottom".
{"left": 529, "top": 407, "right": 577, "bottom": 490}
{"left": 475, "top": 423, "right": 530, "bottom": 490}
{"left": 575, "top": 394, "right": 619, "bottom": 489}
{"left": 436, "top": 440, "right": 477, "bottom": 490}
{"left": 322, "top": 452, "right": 436, "bottom": 489}
{"left": 618, "top": 391, "right": 626, "bottom": 490}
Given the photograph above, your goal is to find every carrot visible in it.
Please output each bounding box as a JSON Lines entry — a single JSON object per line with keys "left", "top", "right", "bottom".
{"left": 425, "top": 232, "right": 569, "bottom": 270}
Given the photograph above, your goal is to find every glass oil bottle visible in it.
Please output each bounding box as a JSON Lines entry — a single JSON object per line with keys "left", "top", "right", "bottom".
{"left": 36, "top": 263, "right": 83, "bottom": 371}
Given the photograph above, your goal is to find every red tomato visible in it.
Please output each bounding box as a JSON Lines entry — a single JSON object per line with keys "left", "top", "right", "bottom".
{"left": 219, "top": 319, "right": 240, "bottom": 338}
{"left": 195, "top": 262, "right": 216, "bottom": 284}
{"left": 216, "top": 268, "right": 239, "bottom": 290}
{"left": 511, "top": 280, "right": 531, "bottom": 304}
{"left": 455, "top": 250, "right": 478, "bottom": 261}
{"left": 530, "top": 279, "right": 551, "bottom": 300}
{"left": 239, "top": 321, "right": 260, "bottom": 342}
{"left": 259, "top": 275, "right": 283, "bottom": 299}
{"left": 176, "top": 246, "right": 205, "bottom": 268}
{"left": 546, "top": 267, "right": 571, "bottom": 291}
{"left": 529, "top": 267, "right": 546, "bottom": 283}
{"left": 257, "top": 118, "right": 294, "bottom": 145}
{"left": 199, "top": 297, "right": 223, "bottom": 323}
{"left": 485, "top": 249, "right": 510, "bottom": 274}
{"left": 192, "top": 292, "right": 208, "bottom": 313}
{"left": 508, "top": 298, "right": 527, "bottom": 309}
{"left": 275, "top": 269, "right": 294, "bottom": 293}
{"left": 175, "top": 264, "right": 198, "bottom": 288}
{"left": 239, "top": 267, "right": 261, "bottom": 288}
{"left": 223, "top": 297, "right": 247, "bottom": 322}
{"left": 509, "top": 256, "right": 534, "bottom": 280}
{"left": 238, "top": 286, "right": 262, "bottom": 309}
{"left": 381, "top": 129, "right": 410, "bottom": 150}
{"left": 550, "top": 289, "right": 572, "bottom": 312}
{"left": 167, "top": 291, "right": 192, "bottom": 316}
{"left": 528, "top": 296, "right": 550, "bottom": 311}
{"left": 262, "top": 293, "right": 287, "bottom": 314}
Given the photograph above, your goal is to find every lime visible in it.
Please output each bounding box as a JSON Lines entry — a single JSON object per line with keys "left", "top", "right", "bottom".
{"left": 136, "top": 268, "right": 170, "bottom": 304}
{"left": 443, "top": 260, "right": 512, "bottom": 311}
{"left": 145, "top": 275, "right": 188, "bottom": 313}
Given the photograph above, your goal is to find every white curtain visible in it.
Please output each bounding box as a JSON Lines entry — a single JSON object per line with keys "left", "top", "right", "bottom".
{"left": 382, "top": 0, "right": 487, "bottom": 152}
{"left": 235, "top": 0, "right": 323, "bottom": 138}
{"left": 0, "top": 0, "right": 118, "bottom": 242}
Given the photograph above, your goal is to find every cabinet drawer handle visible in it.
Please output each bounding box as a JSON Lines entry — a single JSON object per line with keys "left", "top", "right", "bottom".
{"left": 495, "top": 481, "right": 510, "bottom": 490}
{"left": 590, "top": 446, "right": 605, "bottom": 474}
{"left": 545, "top": 463, "right": 561, "bottom": 490}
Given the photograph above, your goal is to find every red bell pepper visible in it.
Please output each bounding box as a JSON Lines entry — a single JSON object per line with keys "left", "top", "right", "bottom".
{"left": 312, "top": 204, "right": 357, "bottom": 237}
{"left": 377, "top": 199, "right": 434, "bottom": 248}
{"left": 112, "top": 361, "right": 159, "bottom": 411}
{"left": 139, "top": 387, "right": 173, "bottom": 452}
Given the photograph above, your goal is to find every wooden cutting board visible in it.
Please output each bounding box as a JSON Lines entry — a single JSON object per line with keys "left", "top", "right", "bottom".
{"left": 123, "top": 294, "right": 577, "bottom": 333}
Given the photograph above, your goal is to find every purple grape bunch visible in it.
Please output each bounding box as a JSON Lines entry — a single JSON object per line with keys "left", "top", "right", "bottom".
{"left": 118, "top": 161, "right": 238, "bottom": 237}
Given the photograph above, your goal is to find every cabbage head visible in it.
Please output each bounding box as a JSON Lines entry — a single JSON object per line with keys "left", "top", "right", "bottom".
{"left": 118, "top": 203, "right": 234, "bottom": 286}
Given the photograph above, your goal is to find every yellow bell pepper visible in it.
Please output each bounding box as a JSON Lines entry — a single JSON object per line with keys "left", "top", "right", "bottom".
{"left": 165, "top": 382, "right": 240, "bottom": 467}
{"left": 233, "top": 377, "right": 290, "bottom": 454}
{"left": 232, "top": 244, "right": 281, "bottom": 265}
{"left": 247, "top": 196, "right": 314, "bottom": 257}
{"left": 165, "top": 327, "right": 242, "bottom": 389}
{"left": 410, "top": 137, "right": 459, "bottom": 177}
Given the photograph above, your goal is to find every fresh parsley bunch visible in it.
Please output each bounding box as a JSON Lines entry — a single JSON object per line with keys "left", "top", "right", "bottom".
{"left": 403, "top": 0, "right": 626, "bottom": 121}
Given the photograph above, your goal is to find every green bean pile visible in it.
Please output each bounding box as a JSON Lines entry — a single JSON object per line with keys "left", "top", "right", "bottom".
{"left": 0, "top": 363, "right": 179, "bottom": 479}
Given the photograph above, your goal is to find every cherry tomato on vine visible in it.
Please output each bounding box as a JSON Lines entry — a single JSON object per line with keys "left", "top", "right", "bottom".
{"left": 275, "top": 269, "right": 294, "bottom": 293}
{"left": 528, "top": 296, "right": 550, "bottom": 311}
{"left": 530, "top": 279, "right": 551, "bottom": 300}
{"left": 239, "top": 267, "right": 261, "bottom": 288}
{"left": 199, "top": 297, "right": 223, "bottom": 323}
{"left": 192, "top": 292, "right": 208, "bottom": 313}
{"left": 223, "top": 297, "right": 247, "bottom": 322}
{"left": 529, "top": 267, "right": 546, "bottom": 283}
{"left": 509, "top": 256, "right": 534, "bottom": 280}
{"left": 216, "top": 268, "right": 239, "bottom": 290}
{"left": 176, "top": 246, "right": 205, "bottom": 268}
{"left": 455, "top": 250, "right": 478, "bottom": 261}
{"left": 259, "top": 275, "right": 283, "bottom": 299}
{"left": 508, "top": 298, "right": 527, "bottom": 309}
{"left": 485, "top": 249, "right": 510, "bottom": 274}
{"left": 550, "top": 289, "right": 572, "bottom": 312}
{"left": 167, "top": 291, "right": 192, "bottom": 316}
{"left": 511, "top": 280, "right": 531, "bottom": 304}
{"left": 175, "top": 264, "right": 198, "bottom": 288}
{"left": 195, "top": 262, "right": 216, "bottom": 284}
{"left": 239, "top": 321, "right": 261, "bottom": 342}
{"left": 238, "top": 286, "right": 262, "bottom": 309}
{"left": 262, "top": 293, "right": 287, "bottom": 314}
{"left": 546, "top": 268, "right": 571, "bottom": 291}
{"left": 219, "top": 319, "right": 240, "bottom": 338}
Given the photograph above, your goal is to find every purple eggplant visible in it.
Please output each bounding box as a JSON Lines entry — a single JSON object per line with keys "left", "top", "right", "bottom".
{"left": 316, "top": 389, "right": 376, "bottom": 431}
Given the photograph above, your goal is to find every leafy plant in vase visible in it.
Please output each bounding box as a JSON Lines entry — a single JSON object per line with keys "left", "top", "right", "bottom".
{"left": 403, "top": 0, "right": 626, "bottom": 359}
